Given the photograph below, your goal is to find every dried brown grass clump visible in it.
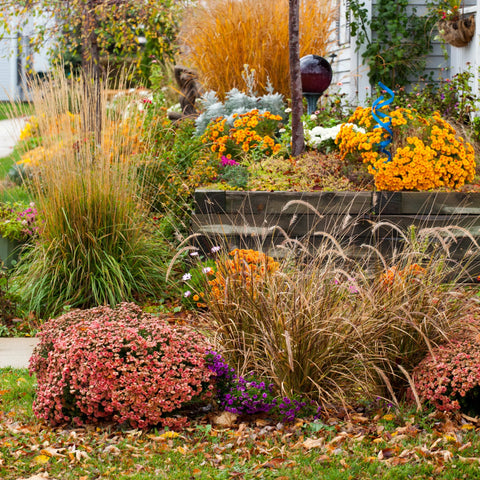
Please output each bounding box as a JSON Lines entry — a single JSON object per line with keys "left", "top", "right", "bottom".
{"left": 198, "top": 219, "right": 480, "bottom": 407}
{"left": 179, "top": 0, "right": 334, "bottom": 98}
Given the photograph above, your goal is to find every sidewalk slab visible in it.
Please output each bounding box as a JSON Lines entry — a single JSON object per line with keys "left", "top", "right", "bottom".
{"left": 0, "top": 337, "right": 39, "bottom": 369}
{"left": 0, "top": 117, "right": 26, "bottom": 158}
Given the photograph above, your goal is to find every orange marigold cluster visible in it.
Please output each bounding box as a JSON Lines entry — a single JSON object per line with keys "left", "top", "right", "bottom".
{"left": 336, "top": 107, "right": 476, "bottom": 191}
{"left": 208, "top": 249, "right": 279, "bottom": 301}
{"left": 201, "top": 110, "right": 283, "bottom": 160}
{"left": 381, "top": 263, "right": 426, "bottom": 287}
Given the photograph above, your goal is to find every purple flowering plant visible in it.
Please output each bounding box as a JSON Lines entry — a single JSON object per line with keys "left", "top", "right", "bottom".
{"left": 206, "top": 350, "right": 318, "bottom": 422}
{"left": 0, "top": 202, "right": 39, "bottom": 241}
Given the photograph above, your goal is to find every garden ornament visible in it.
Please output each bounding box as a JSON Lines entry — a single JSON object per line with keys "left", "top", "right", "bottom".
{"left": 168, "top": 65, "right": 203, "bottom": 121}
{"left": 371, "top": 82, "right": 394, "bottom": 162}
{"left": 300, "top": 55, "right": 332, "bottom": 115}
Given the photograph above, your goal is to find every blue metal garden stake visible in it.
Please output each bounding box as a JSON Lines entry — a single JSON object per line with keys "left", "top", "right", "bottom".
{"left": 371, "top": 82, "right": 395, "bottom": 162}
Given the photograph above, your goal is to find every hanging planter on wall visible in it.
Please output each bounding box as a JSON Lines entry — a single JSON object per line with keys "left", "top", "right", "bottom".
{"left": 437, "top": 14, "right": 476, "bottom": 47}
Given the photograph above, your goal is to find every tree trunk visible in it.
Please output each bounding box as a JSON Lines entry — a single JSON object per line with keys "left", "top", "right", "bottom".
{"left": 288, "top": 0, "right": 304, "bottom": 157}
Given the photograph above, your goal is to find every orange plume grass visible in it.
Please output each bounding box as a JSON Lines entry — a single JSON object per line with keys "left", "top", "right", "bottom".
{"left": 179, "top": 0, "right": 335, "bottom": 98}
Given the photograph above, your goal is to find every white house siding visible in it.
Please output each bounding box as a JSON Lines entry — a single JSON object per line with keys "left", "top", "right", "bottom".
{"left": 447, "top": 0, "right": 479, "bottom": 112}
{"left": 330, "top": 0, "right": 372, "bottom": 105}
{"left": 329, "top": 0, "right": 479, "bottom": 106}
{"left": 0, "top": 12, "right": 52, "bottom": 102}
{"left": 0, "top": 34, "right": 20, "bottom": 101}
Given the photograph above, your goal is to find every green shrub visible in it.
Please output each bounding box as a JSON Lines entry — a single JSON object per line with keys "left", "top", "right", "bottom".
{"left": 139, "top": 107, "right": 217, "bottom": 220}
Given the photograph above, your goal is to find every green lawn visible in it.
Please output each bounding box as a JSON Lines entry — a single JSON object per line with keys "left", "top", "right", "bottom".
{"left": 2, "top": 368, "right": 480, "bottom": 479}
{"left": 0, "top": 151, "right": 32, "bottom": 203}
{"left": 0, "top": 102, "right": 34, "bottom": 121}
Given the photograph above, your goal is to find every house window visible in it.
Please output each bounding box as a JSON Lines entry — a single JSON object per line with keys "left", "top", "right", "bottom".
{"left": 337, "top": 0, "right": 351, "bottom": 46}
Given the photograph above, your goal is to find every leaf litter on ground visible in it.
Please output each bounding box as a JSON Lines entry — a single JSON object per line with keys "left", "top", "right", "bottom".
{"left": 4, "top": 397, "right": 480, "bottom": 479}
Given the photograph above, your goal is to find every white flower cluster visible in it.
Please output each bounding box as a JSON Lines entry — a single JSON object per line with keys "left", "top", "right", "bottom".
{"left": 304, "top": 123, "right": 366, "bottom": 149}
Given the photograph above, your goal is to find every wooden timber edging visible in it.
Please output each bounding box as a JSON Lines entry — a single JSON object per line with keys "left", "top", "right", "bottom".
{"left": 191, "top": 189, "right": 480, "bottom": 277}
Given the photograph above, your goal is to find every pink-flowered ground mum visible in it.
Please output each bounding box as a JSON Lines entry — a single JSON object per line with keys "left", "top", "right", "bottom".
{"left": 30, "top": 303, "right": 215, "bottom": 429}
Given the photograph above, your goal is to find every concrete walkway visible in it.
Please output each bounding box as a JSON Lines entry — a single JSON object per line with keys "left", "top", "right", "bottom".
{"left": 0, "top": 117, "right": 26, "bottom": 158}
{"left": 0, "top": 337, "right": 39, "bottom": 369}
{"left": 0, "top": 117, "right": 35, "bottom": 369}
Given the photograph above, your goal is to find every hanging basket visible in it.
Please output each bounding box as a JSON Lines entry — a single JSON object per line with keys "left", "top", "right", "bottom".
{"left": 437, "top": 14, "right": 476, "bottom": 47}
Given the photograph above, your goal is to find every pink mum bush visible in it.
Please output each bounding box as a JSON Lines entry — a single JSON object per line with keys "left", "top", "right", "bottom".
{"left": 30, "top": 303, "right": 214, "bottom": 429}
{"left": 413, "top": 337, "right": 480, "bottom": 414}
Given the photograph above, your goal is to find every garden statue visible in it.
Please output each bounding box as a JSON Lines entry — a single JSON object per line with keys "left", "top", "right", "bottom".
{"left": 168, "top": 65, "right": 202, "bottom": 121}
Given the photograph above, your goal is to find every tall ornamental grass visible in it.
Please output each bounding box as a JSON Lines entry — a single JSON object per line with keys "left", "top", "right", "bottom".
{"left": 14, "top": 72, "right": 170, "bottom": 317}
{"left": 179, "top": 0, "right": 334, "bottom": 98}
{"left": 196, "top": 216, "right": 480, "bottom": 407}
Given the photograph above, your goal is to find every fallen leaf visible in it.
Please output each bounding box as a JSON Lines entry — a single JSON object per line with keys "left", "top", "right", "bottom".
{"left": 302, "top": 437, "right": 324, "bottom": 450}
{"left": 41, "top": 447, "right": 65, "bottom": 458}
{"left": 255, "top": 418, "right": 269, "bottom": 427}
{"left": 102, "top": 445, "right": 121, "bottom": 455}
{"left": 316, "top": 454, "right": 331, "bottom": 464}
{"left": 17, "top": 475, "right": 58, "bottom": 480}
{"left": 176, "top": 446, "right": 188, "bottom": 454}
{"left": 328, "top": 433, "right": 348, "bottom": 446}
{"left": 382, "top": 414, "right": 395, "bottom": 421}
{"left": 260, "top": 457, "right": 288, "bottom": 469}
{"left": 462, "top": 414, "right": 479, "bottom": 423}
{"left": 33, "top": 454, "right": 50, "bottom": 465}
{"left": 213, "top": 411, "right": 238, "bottom": 428}
{"left": 459, "top": 455, "right": 480, "bottom": 464}
{"left": 437, "top": 450, "right": 453, "bottom": 462}
{"left": 350, "top": 414, "right": 369, "bottom": 423}
{"left": 459, "top": 441, "right": 472, "bottom": 452}
{"left": 378, "top": 447, "right": 397, "bottom": 460}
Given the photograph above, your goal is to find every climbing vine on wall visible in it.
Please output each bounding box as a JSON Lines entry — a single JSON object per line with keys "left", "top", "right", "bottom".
{"left": 347, "top": 0, "right": 436, "bottom": 88}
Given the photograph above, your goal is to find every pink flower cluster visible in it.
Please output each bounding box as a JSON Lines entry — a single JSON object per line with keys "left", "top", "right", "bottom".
{"left": 413, "top": 337, "right": 480, "bottom": 413}
{"left": 30, "top": 303, "right": 215, "bottom": 429}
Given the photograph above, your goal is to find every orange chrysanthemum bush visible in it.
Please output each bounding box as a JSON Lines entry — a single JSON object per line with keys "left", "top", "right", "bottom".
{"left": 336, "top": 107, "right": 476, "bottom": 191}
{"left": 30, "top": 303, "right": 214, "bottom": 429}
{"left": 208, "top": 248, "right": 280, "bottom": 302}
{"left": 201, "top": 110, "right": 283, "bottom": 161}
{"left": 413, "top": 337, "right": 480, "bottom": 414}
{"left": 380, "top": 263, "right": 426, "bottom": 287}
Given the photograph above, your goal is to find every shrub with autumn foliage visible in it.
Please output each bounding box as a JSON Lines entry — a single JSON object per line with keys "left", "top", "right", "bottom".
{"left": 336, "top": 107, "right": 476, "bottom": 191}
{"left": 413, "top": 336, "right": 480, "bottom": 414}
{"left": 29, "top": 303, "right": 215, "bottom": 429}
